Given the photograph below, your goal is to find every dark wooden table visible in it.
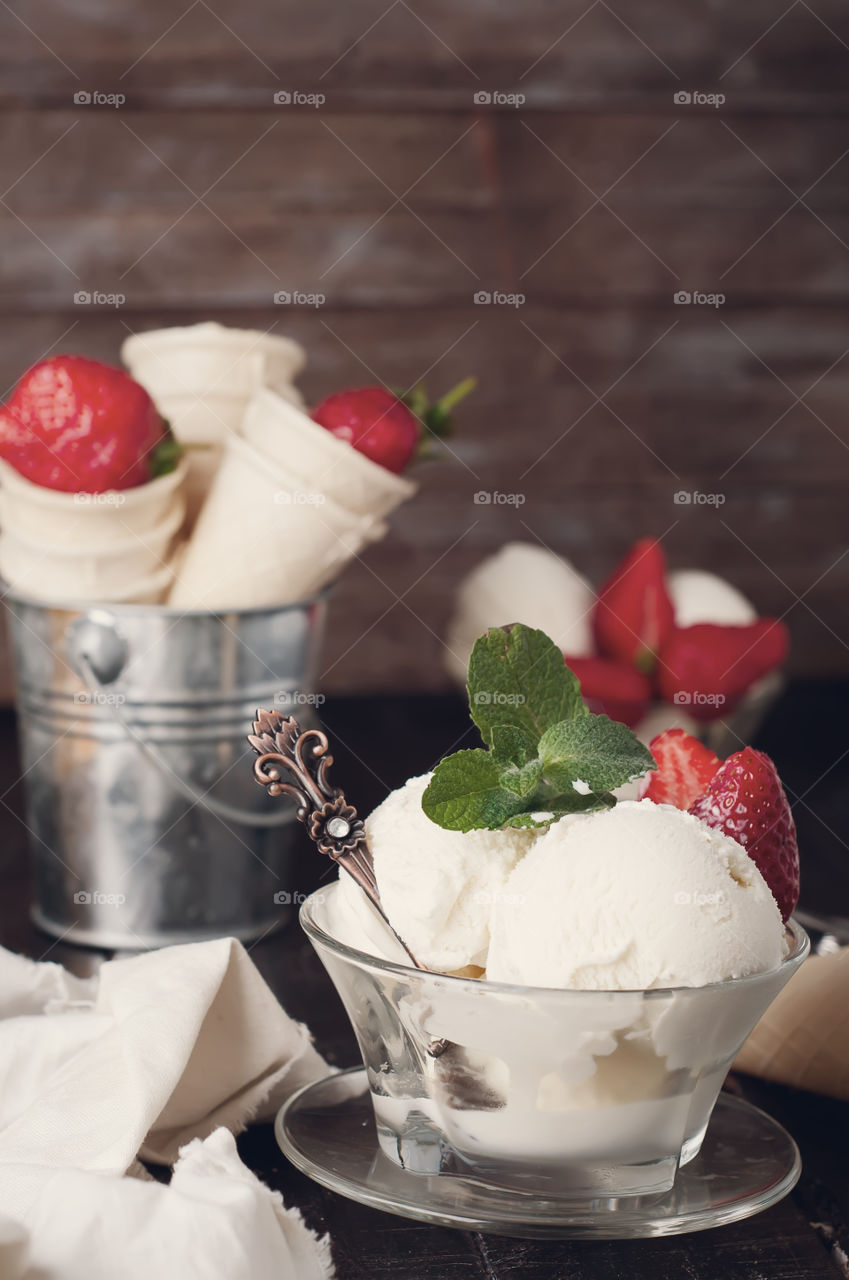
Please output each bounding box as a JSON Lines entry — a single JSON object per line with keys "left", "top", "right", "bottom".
{"left": 0, "top": 689, "right": 847, "bottom": 1279}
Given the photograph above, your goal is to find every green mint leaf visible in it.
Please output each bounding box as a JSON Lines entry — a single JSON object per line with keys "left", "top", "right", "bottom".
{"left": 468, "top": 625, "right": 586, "bottom": 746}
{"left": 500, "top": 758, "right": 544, "bottom": 800}
{"left": 502, "top": 792, "right": 614, "bottom": 829}
{"left": 489, "top": 724, "right": 538, "bottom": 766}
{"left": 422, "top": 750, "right": 527, "bottom": 832}
{"left": 538, "top": 714, "right": 656, "bottom": 795}
{"left": 542, "top": 790, "right": 617, "bottom": 813}
{"left": 422, "top": 624, "right": 655, "bottom": 834}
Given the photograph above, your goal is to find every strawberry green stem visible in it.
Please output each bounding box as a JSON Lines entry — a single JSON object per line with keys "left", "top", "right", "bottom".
{"left": 150, "top": 435, "right": 184, "bottom": 478}
{"left": 433, "top": 375, "right": 477, "bottom": 417}
{"left": 401, "top": 375, "right": 477, "bottom": 462}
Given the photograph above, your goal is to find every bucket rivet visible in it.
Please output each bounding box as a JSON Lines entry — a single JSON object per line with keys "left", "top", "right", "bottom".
{"left": 267, "top": 768, "right": 281, "bottom": 781}
{"left": 268, "top": 782, "right": 282, "bottom": 797}
{"left": 326, "top": 816, "right": 350, "bottom": 838}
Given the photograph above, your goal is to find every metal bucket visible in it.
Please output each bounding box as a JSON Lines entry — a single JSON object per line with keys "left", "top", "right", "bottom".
{"left": 3, "top": 588, "right": 328, "bottom": 949}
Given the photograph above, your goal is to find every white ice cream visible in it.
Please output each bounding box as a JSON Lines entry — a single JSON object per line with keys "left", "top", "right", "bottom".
{"left": 339, "top": 772, "right": 539, "bottom": 973}
{"left": 444, "top": 543, "right": 594, "bottom": 684}
{"left": 668, "top": 569, "right": 756, "bottom": 628}
{"left": 487, "top": 800, "right": 784, "bottom": 989}
{"left": 318, "top": 788, "right": 795, "bottom": 1188}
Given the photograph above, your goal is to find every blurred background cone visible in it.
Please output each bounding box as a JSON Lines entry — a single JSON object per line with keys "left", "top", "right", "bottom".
{"left": 0, "top": 495, "right": 184, "bottom": 602}
{"left": 0, "top": 457, "right": 187, "bottom": 545}
{"left": 122, "top": 324, "right": 306, "bottom": 523}
{"left": 735, "top": 947, "right": 849, "bottom": 1102}
{"left": 168, "top": 433, "right": 388, "bottom": 609}
{"left": 241, "top": 388, "right": 416, "bottom": 522}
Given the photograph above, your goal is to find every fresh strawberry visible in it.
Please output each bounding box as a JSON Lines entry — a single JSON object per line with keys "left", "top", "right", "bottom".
{"left": 593, "top": 538, "right": 675, "bottom": 674}
{"left": 311, "top": 376, "right": 475, "bottom": 474}
{"left": 642, "top": 728, "right": 720, "bottom": 807}
{"left": 656, "top": 620, "right": 788, "bottom": 721}
{"left": 0, "top": 355, "right": 177, "bottom": 492}
{"left": 564, "top": 655, "right": 652, "bottom": 728}
{"left": 689, "top": 747, "right": 799, "bottom": 921}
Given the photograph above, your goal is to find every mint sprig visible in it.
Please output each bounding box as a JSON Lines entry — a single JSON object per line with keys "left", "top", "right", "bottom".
{"left": 422, "top": 624, "right": 655, "bottom": 832}
{"left": 468, "top": 624, "right": 586, "bottom": 745}
{"left": 422, "top": 749, "right": 529, "bottom": 830}
{"left": 537, "top": 715, "right": 652, "bottom": 795}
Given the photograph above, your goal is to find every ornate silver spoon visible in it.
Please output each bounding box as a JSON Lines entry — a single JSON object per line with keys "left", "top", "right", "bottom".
{"left": 248, "top": 709, "right": 505, "bottom": 1095}
{"left": 248, "top": 708, "right": 424, "bottom": 969}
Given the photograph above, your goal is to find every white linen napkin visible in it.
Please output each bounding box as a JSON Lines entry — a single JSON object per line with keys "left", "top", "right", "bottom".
{"left": 0, "top": 938, "right": 335, "bottom": 1279}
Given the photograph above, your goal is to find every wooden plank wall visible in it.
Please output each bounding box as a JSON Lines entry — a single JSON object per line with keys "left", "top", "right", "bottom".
{"left": 1, "top": 0, "right": 848, "bottom": 692}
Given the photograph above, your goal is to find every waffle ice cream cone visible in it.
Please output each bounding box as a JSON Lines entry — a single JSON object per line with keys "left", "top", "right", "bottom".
{"left": 0, "top": 496, "right": 184, "bottom": 601}
{"left": 0, "top": 548, "right": 176, "bottom": 605}
{"left": 241, "top": 388, "right": 416, "bottom": 521}
{"left": 0, "top": 458, "right": 187, "bottom": 544}
{"left": 734, "top": 947, "right": 849, "bottom": 1102}
{"left": 109, "top": 560, "right": 176, "bottom": 604}
{"left": 122, "top": 324, "right": 307, "bottom": 521}
{"left": 167, "top": 433, "right": 388, "bottom": 609}
{"left": 122, "top": 323, "right": 305, "bottom": 401}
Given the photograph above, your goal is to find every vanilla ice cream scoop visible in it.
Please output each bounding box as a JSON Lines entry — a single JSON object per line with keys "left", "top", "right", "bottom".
{"left": 487, "top": 800, "right": 784, "bottom": 989}
{"left": 350, "top": 772, "right": 539, "bottom": 973}
{"left": 445, "top": 543, "right": 594, "bottom": 684}
{"left": 668, "top": 569, "right": 757, "bottom": 628}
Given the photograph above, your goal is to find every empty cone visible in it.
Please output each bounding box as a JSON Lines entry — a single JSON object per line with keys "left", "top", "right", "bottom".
{"left": 241, "top": 388, "right": 416, "bottom": 522}
{"left": 168, "top": 434, "right": 388, "bottom": 610}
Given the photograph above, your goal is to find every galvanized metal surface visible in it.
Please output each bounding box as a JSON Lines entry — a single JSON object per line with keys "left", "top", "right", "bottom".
{"left": 4, "top": 589, "right": 327, "bottom": 948}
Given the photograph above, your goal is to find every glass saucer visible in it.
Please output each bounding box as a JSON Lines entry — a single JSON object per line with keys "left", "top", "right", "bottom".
{"left": 276, "top": 1068, "right": 801, "bottom": 1239}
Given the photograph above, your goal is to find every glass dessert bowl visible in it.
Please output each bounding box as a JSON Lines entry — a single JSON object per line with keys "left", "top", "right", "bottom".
{"left": 252, "top": 622, "right": 806, "bottom": 1218}
{"left": 302, "top": 884, "right": 808, "bottom": 1203}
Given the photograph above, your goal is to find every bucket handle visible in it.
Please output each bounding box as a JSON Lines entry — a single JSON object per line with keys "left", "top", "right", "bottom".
{"left": 75, "top": 652, "right": 296, "bottom": 829}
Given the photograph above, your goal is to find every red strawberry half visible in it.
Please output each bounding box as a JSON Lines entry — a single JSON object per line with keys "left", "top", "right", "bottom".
{"left": 312, "top": 376, "right": 475, "bottom": 475}
{"left": 657, "top": 620, "right": 788, "bottom": 721}
{"left": 642, "top": 728, "right": 719, "bottom": 808}
{"left": 593, "top": 537, "right": 675, "bottom": 674}
{"left": 564, "top": 655, "right": 652, "bottom": 728}
{"left": 689, "top": 746, "right": 799, "bottom": 921}
{"left": 0, "top": 355, "right": 177, "bottom": 492}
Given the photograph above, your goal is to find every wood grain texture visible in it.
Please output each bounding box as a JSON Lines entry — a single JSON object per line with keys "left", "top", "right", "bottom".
{"left": 0, "top": 2, "right": 848, "bottom": 695}
{"left": 2, "top": 0, "right": 849, "bottom": 107}
{"left": 3, "top": 111, "right": 849, "bottom": 307}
